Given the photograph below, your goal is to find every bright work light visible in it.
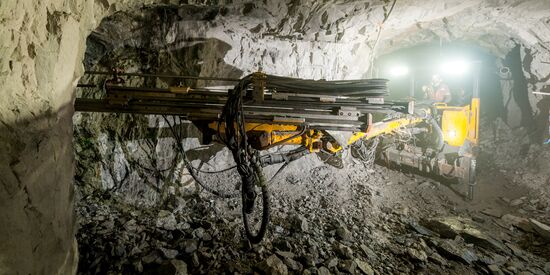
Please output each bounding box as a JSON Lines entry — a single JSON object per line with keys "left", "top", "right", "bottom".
{"left": 388, "top": 65, "right": 409, "bottom": 77}
{"left": 440, "top": 59, "right": 469, "bottom": 75}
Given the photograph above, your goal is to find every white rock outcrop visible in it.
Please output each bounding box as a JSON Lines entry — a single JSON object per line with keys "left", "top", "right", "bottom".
{"left": 0, "top": 1, "right": 165, "bottom": 274}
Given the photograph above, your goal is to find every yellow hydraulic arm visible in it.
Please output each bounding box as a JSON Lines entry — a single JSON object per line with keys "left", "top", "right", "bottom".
{"left": 210, "top": 114, "right": 425, "bottom": 154}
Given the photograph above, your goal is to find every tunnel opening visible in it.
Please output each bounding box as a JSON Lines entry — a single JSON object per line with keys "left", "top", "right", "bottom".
{"left": 376, "top": 41, "right": 507, "bottom": 123}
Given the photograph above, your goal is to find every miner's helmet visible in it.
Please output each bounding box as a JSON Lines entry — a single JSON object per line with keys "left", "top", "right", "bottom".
{"left": 431, "top": 74, "right": 442, "bottom": 86}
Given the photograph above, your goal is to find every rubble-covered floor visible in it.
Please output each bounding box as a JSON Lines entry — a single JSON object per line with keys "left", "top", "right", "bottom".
{"left": 75, "top": 151, "right": 550, "bottom": 275}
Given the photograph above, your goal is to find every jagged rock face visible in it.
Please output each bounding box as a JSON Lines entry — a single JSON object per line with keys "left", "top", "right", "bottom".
{"left": 86, "top": 1, "right": 550, "bottom": 84}
{"left": 2, "top": 0, "right": 550, "bottom": 274}
{"left": 78, "top": 0, "right": 550, "bottom": 205}
{"left": 0, "top": 0, "right": 166, "bottom": 274}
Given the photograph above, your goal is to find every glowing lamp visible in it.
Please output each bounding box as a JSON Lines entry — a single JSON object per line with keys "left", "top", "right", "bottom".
{"left": 440, "top": 59, "right": 469, "bottom": 75}
{"left": 388, "top": 65, "right": 409, "bottom": 77}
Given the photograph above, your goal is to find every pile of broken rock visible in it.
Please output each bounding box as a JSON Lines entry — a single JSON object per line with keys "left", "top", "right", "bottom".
{"left": 75, "top": 162, "right": 550, "bottom": 275}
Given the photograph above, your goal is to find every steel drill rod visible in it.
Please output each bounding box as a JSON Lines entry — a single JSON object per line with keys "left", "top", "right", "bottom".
{"left": 84, "top": 71, "right": 241, "bottom": 82}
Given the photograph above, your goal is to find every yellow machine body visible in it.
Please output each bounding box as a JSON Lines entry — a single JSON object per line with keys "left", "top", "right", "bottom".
{"left": 211, "top": 95, "right": 479, "bottom": 154}
{"left": 210, "top": 122, "right": 322, "bottom": 152}
{"left": 439, "top": 106, "right": 470, "bottom": 147}
{"left": 467, "top": 98, "right": 480, "bottom": 144}
{"left": 327, "top": 116, "right": 424, "bottom": 153}
{"left": 210, "top": 115, "right": 424, "bottom": 154}
{"left": 435, "top": 97, "right": 480, "bottom": 147}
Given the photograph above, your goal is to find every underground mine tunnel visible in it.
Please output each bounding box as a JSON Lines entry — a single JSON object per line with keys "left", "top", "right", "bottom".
{"left": 1, "top": 1, "right": 550, "bottom": 274}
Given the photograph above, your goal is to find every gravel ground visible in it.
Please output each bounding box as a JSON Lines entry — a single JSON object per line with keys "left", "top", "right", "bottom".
{"left": 76, "top": 149, "right": 550, "bottom": 275}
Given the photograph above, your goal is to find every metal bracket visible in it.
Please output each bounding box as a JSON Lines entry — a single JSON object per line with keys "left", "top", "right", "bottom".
{"left": 366, "top": 97, "right": 384, "bottom": 104}
{"left": 251, "top": 71, "right": 267, "bottom": 103}
{"left": 338, "top": 107, "right": 360, "bottom": 117}
{"left": 272, "top": 92, "right": 288, "bottom": 100}
{"left": 408, "top": 101, "right": 415, "bottom": 114}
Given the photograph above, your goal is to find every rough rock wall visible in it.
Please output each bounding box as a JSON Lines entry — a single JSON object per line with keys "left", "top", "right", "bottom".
{"left": 77, "top": 0, "right": 550, "bottom": 207}
{"left": 0, "top": 0, "right": 171, "bottom": 274}
{"left": 86, "top": 1, "right": 550, "bottom": 84}
{"left": 377, "top": 0, "right": 550, "bottom": 139}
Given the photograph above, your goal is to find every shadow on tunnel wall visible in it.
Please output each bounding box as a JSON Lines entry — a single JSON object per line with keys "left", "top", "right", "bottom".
{"left": 75, "top": 6, "right": 245, "bottom": 206}
{"left": 84, "top": 3, "right": 243, "bottom": 86}
{"left": 503, "top": 44, "right": 536, "bottom": 142}
{"left": 74, "top": 5, "right": 248, "bottom": 205}
{"left": 75, "top": 3, "right": 249, "bottom": 206}
{"left": 0, "top": 101, "right": 78, "bottom": 274}
{"left": 84, "top": 37, "right": 243, "bottom": 87}
{"left": 534, "top": 88, "right": 550, "bottom": 143}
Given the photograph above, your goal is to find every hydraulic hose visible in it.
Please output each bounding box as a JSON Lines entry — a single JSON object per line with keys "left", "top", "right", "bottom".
{"left": 218, "top": 74, "right": 271, "bottom": 243}
{"left": 162, "top": 115, "right": 240, "bottom": 199}
{"left": 429, "top": 117, "right": 445, "bottom": 151}
{"left": 260, "top": 147, "right": 309, "bottom": 167}
{"left": 242, "top": 151, "right": 270, "bottom": 243}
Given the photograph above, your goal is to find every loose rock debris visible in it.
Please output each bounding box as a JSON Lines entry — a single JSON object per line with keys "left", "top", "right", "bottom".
{"left": 76, "top": 161, "right": 550, "bottom": 274}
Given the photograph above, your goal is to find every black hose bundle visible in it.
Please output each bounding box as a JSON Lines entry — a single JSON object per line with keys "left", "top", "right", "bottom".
{"left": 429, "top": 117, "right": 445, "bottom": 151}
{"left": 162, "top": 115, "right": 240, "bottom": 199}
{"left": 351, "top": 137, "right": 380, "bottom": 168}
{"left": 264, "top": 75, "right": 388, "bottom": 97}
{"left": 218, "top": 74, "right": 270, "bottom": 244}
{"left": 214, "top": 72, "right": 390, "bottom": 243}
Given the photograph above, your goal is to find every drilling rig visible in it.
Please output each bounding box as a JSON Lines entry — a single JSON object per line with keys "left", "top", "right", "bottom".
{"left": 75, "top": 70, "right": 479, "bottom": 243}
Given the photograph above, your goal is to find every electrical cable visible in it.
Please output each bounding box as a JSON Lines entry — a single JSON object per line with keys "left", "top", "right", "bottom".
{"left": 269, "top": 162, "right": 289, "bottom": 183}
{"left": 429, "top": 117, "right": 445, "bottom": 152}
{"left": 218, "top": 74, "right": 270, "bottom": 243}
{"left": 162, "top": 115, "right": 240, "bottom": 199}
{"left": 265, "top": 75, "right": 388, "bottom": 97}
{"left": 351, "top": 137, "right": 380, "bottom": 168}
